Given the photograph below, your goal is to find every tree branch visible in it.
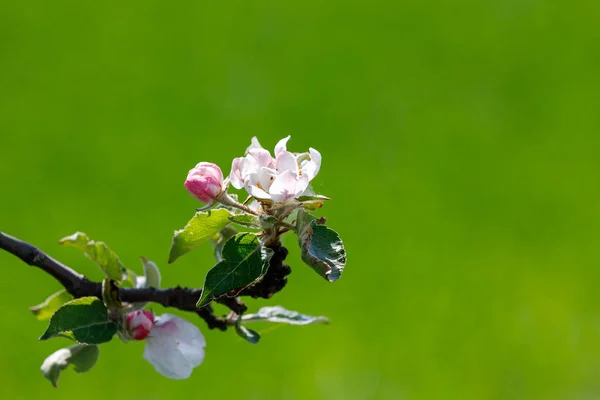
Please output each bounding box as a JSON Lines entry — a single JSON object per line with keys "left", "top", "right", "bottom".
{"left": 0, "top": 232, "right": 225, "bottom": 329}
{"left": 0, "top": 232, "right": 291, "bottom": 330}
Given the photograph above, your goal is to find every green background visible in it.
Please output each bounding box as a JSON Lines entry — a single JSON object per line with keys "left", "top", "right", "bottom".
{"left": 1, "top": 0, "right": 599, "bottom": 399}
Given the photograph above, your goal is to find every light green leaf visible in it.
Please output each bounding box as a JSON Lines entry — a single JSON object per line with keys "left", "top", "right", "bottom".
{"left": 196, "top": 233, "right": 274, "bottom": 307}
{"left": 297, "top": 194, "right": 331, "bottom": 202}
{"left": 259, "top": 215, "right": 278, "bottom": 231}
{"left": 41, "top": 344, "right": 99, "bottom": 387}
{"left": 235, "top": 320, "right": 260, "bottom": 344}
{"left": 242, "top": 306, "right": 330, "bottom": 325}
{"left": 302, "top": 200, "right": 325, "bottom": 210}
{"left": 169, "top": 209, "right": 233, "bottom": 263}
{"left": 30, "top": 290, "right": 73, "bottom": 321}
{"left": 59, "top": 232, "right": 90, "bottom": 252}
{"left": 101, "top": 279, "right": 121, "bottom": 310}
{"left": 59, "top": 232, "right": 124, "bottom": 281}
{"left": 126, "top": 257, "right": 162, "bottom": 312}
{"left": 296, "top": 209, "right": 346, "bottom": 282}
{"left": 121, "top": 269, "right": 138, "bottom": 288}
{"left": 228, "top": 214, "right": 261, "bottom": 229}
{"left": 139, "top": 257, "right": 161, "bottom": 288}
{"left": 211, "top": 226, "right": 238, "bottom": 262}
{"left": 40, "top": 297, "right": 118, "bottom": 344}
{"left": 85, "top": 241, "right": 124, "bottom": 281}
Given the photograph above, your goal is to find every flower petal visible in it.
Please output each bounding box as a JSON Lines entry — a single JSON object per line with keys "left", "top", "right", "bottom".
{"left": 294, "top": 173, "right": 310, "bottom": 197}
{"left": 246, "top": 136, "right": 264, "bottom": 153}
{"left": 229, "top": 157, "right": 244, "bottom": 189}
{"left": 274, "top": 135, "right": 291, "bottom": 156}
{"left": 190, "top": 162, "right": 223, "bottom": 182}
{"left": 143, "top": 314, "right": 206, "bottom": 380}
{"left": 247, "top": 184, "right": 271, "bottom": 200}
{"left": 300, "top": 147, "right": 322, "bottom": 181}
{"left": 248, "top": 148, "right": 274, "bottom": 169}
{"left": 275, "top": 151, "right": 299, "bottom": 175}
{"left": 258, "top": 167, "right": 277, "bottom": 192}
{"left": 269, "top": 170, "right": 299, "bottom": 202}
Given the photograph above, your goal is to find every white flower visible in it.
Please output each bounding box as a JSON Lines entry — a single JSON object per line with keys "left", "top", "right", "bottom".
{"left": 142, "top": 314, "right": 206, "bottom": 380}
{"left": 229, "top": 136, "right": 322, "bottom": 203}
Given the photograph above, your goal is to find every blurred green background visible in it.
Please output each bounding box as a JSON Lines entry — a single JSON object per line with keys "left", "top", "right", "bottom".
{"left": 1, "top": 0, "right": 599, "bottom": 398}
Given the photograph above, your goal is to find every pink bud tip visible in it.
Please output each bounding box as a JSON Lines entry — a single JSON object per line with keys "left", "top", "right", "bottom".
{"left": 184, "top": 162, "right": 224, "bottom": 203}
{"left": 126, "top": 310, "right": 155, "bottom": 340}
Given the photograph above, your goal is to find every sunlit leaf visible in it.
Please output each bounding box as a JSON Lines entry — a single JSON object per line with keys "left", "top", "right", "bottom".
{"left": 296, "top": 210, "right": 346, "bottom": 282}
{"left": 41, "top": 344, "right": 99, "bottom": 387}
{"left": 196, "top": 233, "right": 273, "bottom": 307}
{"left": 40, "top": 297, "right": 117, "bottom": 344}
{"left": 59, "top": 232, "right": 124, "bottom": 281}
{"left": 30, "top": 290, "right": 73, "bottom": 321}
{"left": 169, "top": 209, "right": 232, "bottom": 263}
{"left": 242, "top": 305, "right": 330, "bottom": 326}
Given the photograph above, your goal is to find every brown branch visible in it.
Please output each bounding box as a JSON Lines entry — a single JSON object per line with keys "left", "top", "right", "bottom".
{"left": 0, "top": 232, "right": 226, "bottom": 329}
{"left": 0, "top": 232, "right": 291, "bottom": 330}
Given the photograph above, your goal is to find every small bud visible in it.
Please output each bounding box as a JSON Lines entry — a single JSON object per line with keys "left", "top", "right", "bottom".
{"left": 184, "top": 162, "right": 224, "bottom": 203}
{"left": 126, "top": 310, "right": 155, "bottom": 340}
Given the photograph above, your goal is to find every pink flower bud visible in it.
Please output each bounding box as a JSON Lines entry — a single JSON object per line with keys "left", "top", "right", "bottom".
{"left": 126, "top": 310, "right": 155, "bottom": 340}
{"left": 184, "top": 162, "right": 224, "bottom": 203}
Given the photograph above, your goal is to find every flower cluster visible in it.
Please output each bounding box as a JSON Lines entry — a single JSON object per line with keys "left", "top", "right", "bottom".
{"left": 135, "top": 136, "right": 324, "bottom": 380}
{"left": 184, "top": 136, "right": 322, "bottom": 207}
{"left": 126, "top": 310, "right": 206, "bottom": 379}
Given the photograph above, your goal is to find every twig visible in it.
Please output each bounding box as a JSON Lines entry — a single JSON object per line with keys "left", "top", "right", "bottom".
{"left": 0, "top": 232, "right": 291, "bottom": 329}
{"left": 0, "top": 232, "right": 221, "bottom": 329}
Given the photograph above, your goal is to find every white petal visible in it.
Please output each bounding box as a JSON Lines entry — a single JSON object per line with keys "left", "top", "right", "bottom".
{"left": 229, "top": 157, "right": 244, "bottom": 189}
{"left": 275, "top": 151, "right": 299, "bottom": 175}
{"left": 247, "top": 199, "right": 262, "bottom": 212}
{"left": 269, "top": 170, "right": 299, "bottom": 202}
{"left": 248, "top": 148, "right": 274, "bottom": 169}
{"left": 301, "top": 147, "right": 322, "bottom": 181}
{"left": 294, "top": 173, "right": 310, "bottom": 197}
{"left": 143, "top": 314, "right": 206, "bottom": 380}
{"left": 244, "top": 171, "right": 259, "bottom": 187}
{"left": 246, "top": 136, "right": 264, "bottom": 153}
{"left": 274, "top": 135, "right": 291, "bottom": 156}
{"left": 240, "top": 156, "right": 259, "bottom": 178}
{"left": 257, "top": 167, "right": 277, "bottom": 192}
{"left": 247, "top": 184, "right": 271, "bottom": 199}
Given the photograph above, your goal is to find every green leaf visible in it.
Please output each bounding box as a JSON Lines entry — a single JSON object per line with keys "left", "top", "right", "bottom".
{"left": 41, "top": 344, "right": 99, "bottom": 387}
{"left": 101, "top": 279, "right": 121, "bottom": 310}
{"left": 242, "top": 306, "right": 330, "bottom": 325}
{"left": 302, "top": 201, "right": 325, "bottom": 210}
{"left": 59, "top": 232, "right": 90, "bottom": 252}
{"left": 30, "top": 290, "right": 73, "bottom": 321}
{"left": 139, "top": 257, "right": 161, "bottom": 288}
{"left": 60, "top": 232, "right": 124, "bottom": 282}
{"left": 296, "top": 209, "right": 346, "bottom": 282}
{"left": 196, "top": 233, "right": 274, "bottom": 307}
{"left": 40, "top": 297, "right": 118, "bottom": 344}
{"left": 169, "top": 209, "right": 233, "bottom": 263}
{"left": 85, "top": 241, "right": 124, "bottom": 281}
{"left": 121, "top": 269, "right": 138, "bottom": 288}
{"left": 228, "top": 214, "right": 261, "bottom": 229}
{"left": 235, "top": 321, "right": 261, "bottom": 344}
{"left": 211, "top": 226, "right": 239, "bottom": 262}
{"left": 297, "top": 194, "right": 331, "bottom": 202}
{"left": 259, "top": 215, "right": 278, "bottom": 231}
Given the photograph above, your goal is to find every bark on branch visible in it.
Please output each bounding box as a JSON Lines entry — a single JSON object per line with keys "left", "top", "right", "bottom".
{"left": 0, "top": 232, "right": 290, "bottom": 330}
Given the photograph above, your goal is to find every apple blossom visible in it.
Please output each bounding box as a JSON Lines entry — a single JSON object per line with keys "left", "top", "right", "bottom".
{"left": 125, "top": 311, "right": 206, "bottom": 379}
{"left": 184, "top": 162, "right": 224, "bottom": 203}
{"left": 229, "top": 136, "right": 322, "bottom": 203}
{"left": 142, "top": 314, "right": 206, "bottom": 379}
